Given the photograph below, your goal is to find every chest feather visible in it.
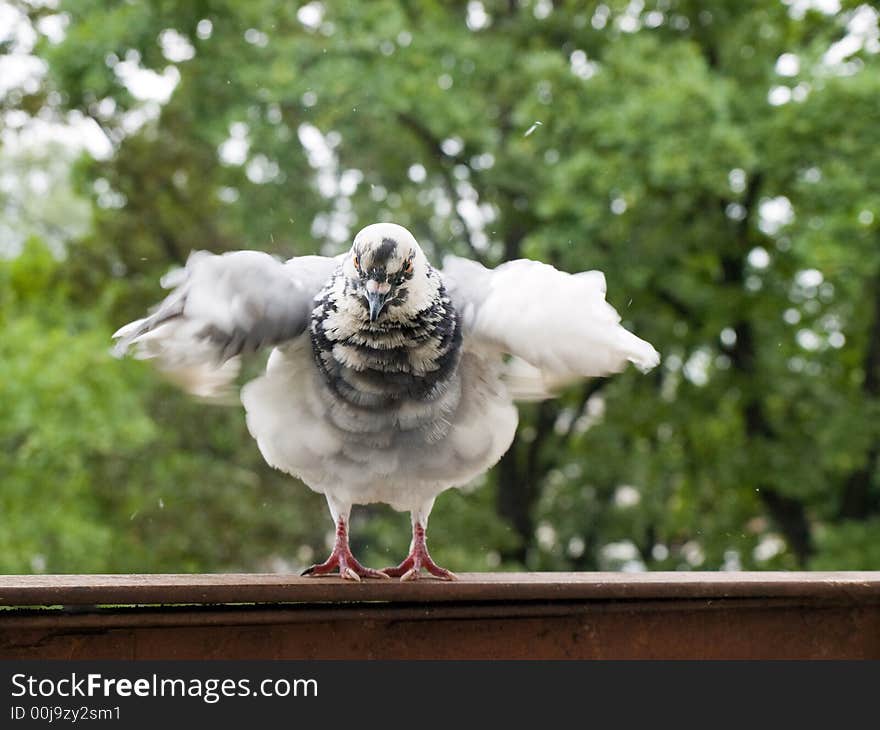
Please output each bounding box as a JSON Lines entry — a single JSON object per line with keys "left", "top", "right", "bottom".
{"left": 309, "top": 273, "right": 461, "bottom": 408}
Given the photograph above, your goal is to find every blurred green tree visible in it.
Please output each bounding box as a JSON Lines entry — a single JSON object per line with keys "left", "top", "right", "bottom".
{"left": 1, "top": 0, "right": 878, "bottom": 572}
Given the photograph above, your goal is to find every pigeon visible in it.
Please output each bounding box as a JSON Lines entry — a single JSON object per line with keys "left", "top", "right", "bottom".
{"left": 113, "top": 223, "right": 660, "bottom": 580}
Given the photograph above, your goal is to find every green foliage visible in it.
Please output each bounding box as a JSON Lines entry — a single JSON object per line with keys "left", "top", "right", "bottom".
{"left": 0, "top": 241, "right": 331, "bottom": 573}
{"left": 1, "top": 0, "right": 879, "bottom": 573}
{"left": 812, "top": 519, "right": 880, "bottom": 570}
{"left": 0, "top": 241, "right": 152, "bottom": 570}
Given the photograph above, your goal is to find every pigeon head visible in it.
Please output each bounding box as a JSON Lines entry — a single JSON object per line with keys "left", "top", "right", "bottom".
{"left": 345, "top": 223, "right": 430, "bottom": 322}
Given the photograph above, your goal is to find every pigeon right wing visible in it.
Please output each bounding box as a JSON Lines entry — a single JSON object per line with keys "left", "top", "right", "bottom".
{"left": 441, "top": 255, "right": 660, "bottom": 399}
{"left": 113, "top": 250, "right": 339, "bottom": 398}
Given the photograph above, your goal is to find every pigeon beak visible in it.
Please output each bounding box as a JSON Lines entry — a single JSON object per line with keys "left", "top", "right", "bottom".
{"left": 365, "top": 280, "right": 392, "bottom": 322}
{"left": 366, "top": 291, "right": 388, "bottom": 322}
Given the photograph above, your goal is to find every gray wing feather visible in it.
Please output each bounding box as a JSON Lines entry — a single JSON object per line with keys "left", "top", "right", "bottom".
{"left": 113, "top": 250, "right": 338, "bottom": 397}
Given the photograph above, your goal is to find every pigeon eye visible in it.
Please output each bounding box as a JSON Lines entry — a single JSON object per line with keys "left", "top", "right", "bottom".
{"left": 403, "top": 259, "right": 413, "bottom": 274}
{"left": 353, "top": 255, "right": 361, "bottom": 271}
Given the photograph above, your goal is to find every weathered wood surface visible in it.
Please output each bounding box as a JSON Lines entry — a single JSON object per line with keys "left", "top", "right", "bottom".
{"left": 0, "top": 572, "right": 877, "bottom": 659}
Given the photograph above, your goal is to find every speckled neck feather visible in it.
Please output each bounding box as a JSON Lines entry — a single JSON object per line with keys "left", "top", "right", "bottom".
{"left": 309, "top": 263, "right": 462, "bottom": 421}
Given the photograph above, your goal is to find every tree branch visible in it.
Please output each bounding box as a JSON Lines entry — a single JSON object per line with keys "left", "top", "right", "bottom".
{"left": 561, "top": 378, "right": 607, "bottom": 442}
{"left": 395, "top": 112, "right": 487, "bottom": 263}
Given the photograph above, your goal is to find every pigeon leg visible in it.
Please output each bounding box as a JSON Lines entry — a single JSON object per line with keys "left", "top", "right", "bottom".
{"left": 383, "top": 503, "right": 458, "bottom": 581}
{"left": 302, "top": 500, "right": 388, "bottom": 581}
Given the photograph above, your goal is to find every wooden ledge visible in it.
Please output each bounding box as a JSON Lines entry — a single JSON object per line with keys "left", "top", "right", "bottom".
{"left": 1, "top": 571, "right": 878, "bottom": 608}
{"left": 1, "top": 573, "right": 878, "bottom": 659}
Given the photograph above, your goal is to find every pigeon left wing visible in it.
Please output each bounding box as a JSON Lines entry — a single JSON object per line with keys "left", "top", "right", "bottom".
{"left": 113, "top": 250, "right": 339, "bottom": 398}
{"left": 441, "top": 255, "right": 660, "bottom": 399}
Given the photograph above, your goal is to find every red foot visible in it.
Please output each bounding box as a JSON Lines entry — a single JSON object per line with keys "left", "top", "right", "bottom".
{"left": 382, "top": 524, "right": 458, "bottom": 581}
{"left": 302, "top": 519, "right": 389, "bottom": 581}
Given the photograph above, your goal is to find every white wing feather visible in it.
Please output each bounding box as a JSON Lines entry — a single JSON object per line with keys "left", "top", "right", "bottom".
{"left": 443, "top": 255, "right": 659, "bottom": 398}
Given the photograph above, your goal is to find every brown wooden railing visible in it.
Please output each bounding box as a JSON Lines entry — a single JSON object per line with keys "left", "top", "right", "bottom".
{"left": 1, "top": 572, "right": 877, "bottom": 659}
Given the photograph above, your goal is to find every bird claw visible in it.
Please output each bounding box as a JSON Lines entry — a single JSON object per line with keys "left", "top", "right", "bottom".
{"left": 388, "top": 562, "right": 458, "bottom": 581}
{"left": 399, "top": 567, "right": 420, "bottom": 582}
{"left": 302, "top": 543, "right": 386, "bottom": 580}
{"left": 383, "top": 543, "right": 458, "bottom": 581}
{"left": 420, "top": 564, "right": 458, "bottom": 581}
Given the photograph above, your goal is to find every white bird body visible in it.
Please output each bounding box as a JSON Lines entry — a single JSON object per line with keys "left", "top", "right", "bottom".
{"left": 114, "top": 222, "right": 659, "bottom": 579}
{"left": 242, "top": 339, "right": 517, "bottom": 513}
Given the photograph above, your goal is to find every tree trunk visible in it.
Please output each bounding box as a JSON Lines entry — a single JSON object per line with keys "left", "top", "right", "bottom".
{"left": 839, "top": 272, "right": 880, "bottom": 519}
{"left": 721, "top": 175, "right": 814, "bottom": 565}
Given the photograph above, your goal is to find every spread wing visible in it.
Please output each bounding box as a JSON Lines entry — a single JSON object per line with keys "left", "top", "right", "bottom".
{"left": 113, "top": 250, "right": 339, "bottom": 398}
{"left": 441, "top": 255, "right": 660, "bottom": 399}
